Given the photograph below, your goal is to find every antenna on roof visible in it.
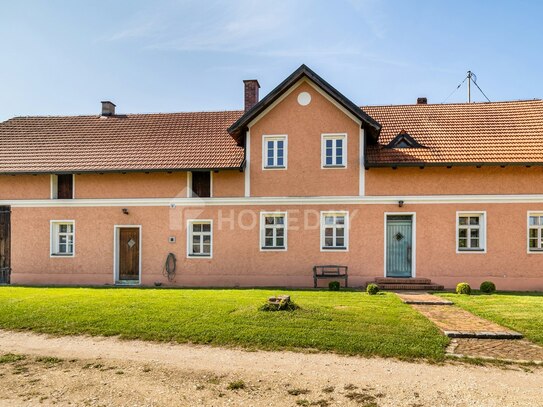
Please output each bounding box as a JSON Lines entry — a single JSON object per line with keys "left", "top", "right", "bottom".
{"left": 442, "top": 71, "right": 491, "bottom": 103}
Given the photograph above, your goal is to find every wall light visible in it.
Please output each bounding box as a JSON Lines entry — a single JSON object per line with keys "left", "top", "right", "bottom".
{"left": 122, "top": 208, "right": 129, "bottom": 215}
{"left": 398, "top": 200, "right": 404, "bottom": 208}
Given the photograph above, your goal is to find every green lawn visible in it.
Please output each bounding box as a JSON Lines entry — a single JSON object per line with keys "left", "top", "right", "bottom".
{"left": 437, "top": 292, "right": 543, "bottom": 345}
{"left": 0, "top": 287, "right": 448, "bottom": 360}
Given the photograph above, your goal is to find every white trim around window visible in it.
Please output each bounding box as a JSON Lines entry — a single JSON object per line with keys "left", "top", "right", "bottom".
{"left": 320, "top": 211, "right": 349, "bottom": 252}
{"left": 260, "top": 212, "right": 287, "bottom": 251}
{"left": 50, "top": 220, "right": 75, "bottom": 257}
{"left": 262, "top": 135, "right": 288, "bottom": 170}
{"left": 321, "top": 133, "right": 347, "bottom": 169}
{"left": 456, "top": 211, "right": 486, "bottom": 254}
{"left": 50, "top": 174, "right": 76, "bottom": 199}
{"left": 527, "top": 212, "right": 543, "bottom": 253}
{"left": 187, "top": 219, "right": 213, "bottom": 259}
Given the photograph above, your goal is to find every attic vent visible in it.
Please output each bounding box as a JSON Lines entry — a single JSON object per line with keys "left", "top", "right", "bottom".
{"left": 386, "top": 130, "right": 425, "bottom": 149}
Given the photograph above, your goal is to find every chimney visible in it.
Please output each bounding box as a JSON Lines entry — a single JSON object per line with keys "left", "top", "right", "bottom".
{"left": 417, "top": 97, "right": 428, "bottom": 105}
{"left": 101, "top": 101, "right": 116, "bottom": 116}
{"left": 243, "top": 80, "right": 260, "bottom": 112}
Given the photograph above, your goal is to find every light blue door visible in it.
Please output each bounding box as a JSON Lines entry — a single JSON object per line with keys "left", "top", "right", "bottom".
{"left": 386, "top": 215, "right": 413, "bottom": 277}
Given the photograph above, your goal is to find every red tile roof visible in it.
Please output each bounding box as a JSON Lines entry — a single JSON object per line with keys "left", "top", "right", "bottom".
{"left": 364, "top": 100, "right": 543, "bottom": 166}
{"left": 0, "top": 111, "right": 244, "bottom": 173}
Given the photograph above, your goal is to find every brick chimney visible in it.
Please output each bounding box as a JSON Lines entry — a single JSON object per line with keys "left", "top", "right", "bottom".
{"left": 101, "top": 101, "right": 116, "bottom": 116}
{"left": 243, "top": 80, "right": 260, "bottom": 112}
{"left": 417, "top": 97, "right": 428, "bottom": 105}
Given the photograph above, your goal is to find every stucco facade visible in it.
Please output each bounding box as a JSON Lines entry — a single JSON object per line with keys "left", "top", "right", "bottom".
{"left": 2, "top": 66, "right": 543, "bottom": 290}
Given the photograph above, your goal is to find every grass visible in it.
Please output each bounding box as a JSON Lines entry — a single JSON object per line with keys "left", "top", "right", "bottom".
{"left": 437, "top": 292, "right": 543, "bottom": 345}
{"left": 0, "top": 287, "right": 448, "bottom": 360}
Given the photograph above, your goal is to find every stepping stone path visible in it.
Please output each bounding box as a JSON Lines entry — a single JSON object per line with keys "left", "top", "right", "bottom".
{"left": 396, "top": 291, "right": 543, "bottom": 363}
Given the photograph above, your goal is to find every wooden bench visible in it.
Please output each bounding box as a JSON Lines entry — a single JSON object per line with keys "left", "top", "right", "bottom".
{"left": 313, "top": 265, "right": 348, "bottom": 288}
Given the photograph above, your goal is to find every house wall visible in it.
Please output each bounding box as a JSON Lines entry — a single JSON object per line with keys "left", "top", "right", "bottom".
{"left": 249, "top": 81, "right": 361, "bottom": 197}
{"left": 10, "top": 202, "right": 543, "bottom": 290}
{"left": 365, "top": 166, "right": 543, "bottom": 196}
{"left": 0, "top": 175, "right": 50, "bottom": 199}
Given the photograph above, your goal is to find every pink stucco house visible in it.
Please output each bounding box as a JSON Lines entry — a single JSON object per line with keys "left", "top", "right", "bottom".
{"left": 1, "top": 65, "right": 543, "bottom": 290}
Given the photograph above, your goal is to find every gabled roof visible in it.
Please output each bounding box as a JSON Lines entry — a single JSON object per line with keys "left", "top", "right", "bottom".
{"left": 0, "top": 111, "right": 244, "bottom": 174}
{"left": 386, "top": 130, "right": 426, "bottom": 149}
{"left": 364, "top": 100, "right": 543, "bottom": 167}
{"left": 228, "top": 64, "right": 381, "bottom": 145}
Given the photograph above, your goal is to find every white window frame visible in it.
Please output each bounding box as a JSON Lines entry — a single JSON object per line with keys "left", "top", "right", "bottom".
{"left": 50, "top": 174, "right": 75, "bottom": 199}
{"left": 456, "top": 211, "right": 486, "bottom": 254}
{"left": 186, "top": 171, "right": 213, "bottom": 198}
{"left": 527, "top": 212, "right": 543, "bottom": 253}
{"left": 321, "top": 133, "right": 347, "bottom": 168}
{"left": 187, "top": 219, "right": 213, "bottom": 258}
{"left": 262, "top": 135, "right": 288, "bottom": 170}
{"left": 260, "top": 212, "right": 287, "bottom": 251}
{"left": 50, "top": 220, "right": 75, "bottom": 257}
{"left": 320, "top": 211, "right": 349, "bottom": 252}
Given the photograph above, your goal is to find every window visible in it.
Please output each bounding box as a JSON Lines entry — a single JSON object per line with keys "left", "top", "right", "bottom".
{"left": 322, "top": 134, "right": 347, "bottom": 168}
{"left": 321, "top": 212, "right": 349, "bottom": 251}
{"left": 187, "top": 220, "right": 212, "bottom": 258}
{"left": 457, "top": 212, "right": 486, "bottom": 252}
{"left": 263, "top": 135, "right": 287, "bottom": 169}
{"left": 189, "top": 172, "right": 212, "bottom": 198}
{"left": 260, "top": 212, "right": 287, "bottom": 250}
{"left": 528, "top": 213, "right": 543, "bottom": 252}
{"left": 50, "top": 221, "right": 75, "bottom": 257}
{"left": 51, "top": 174, "right": 74, "bottom": 199}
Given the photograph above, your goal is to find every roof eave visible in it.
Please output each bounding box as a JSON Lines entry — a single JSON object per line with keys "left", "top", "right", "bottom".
{"left": 0, "top": 165, "right": 245, "bottom": 176}
{"left": 365, "top": 161, "right": 543, "bottom": 168}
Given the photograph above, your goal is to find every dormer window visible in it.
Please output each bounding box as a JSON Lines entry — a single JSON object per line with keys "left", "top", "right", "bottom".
{"left": 386, "top": 130, "right": 425, "bottom": 149}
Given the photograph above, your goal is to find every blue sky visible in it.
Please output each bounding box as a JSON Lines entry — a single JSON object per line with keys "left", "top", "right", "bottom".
{"left": 1, "top": 0, "right": 542, "bottom": 121}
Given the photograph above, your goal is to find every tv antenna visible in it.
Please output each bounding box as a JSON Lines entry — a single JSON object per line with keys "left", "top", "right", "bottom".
{"left": 443, "top": 71, "right": 491, "bottom": 103}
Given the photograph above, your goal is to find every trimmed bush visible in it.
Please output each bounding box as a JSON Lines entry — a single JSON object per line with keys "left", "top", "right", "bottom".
{"left": 480, "top": 281, "right": 496, "bottom": 294}
{"left": 329, "top": 281, "right": 340, "bottom": 291}
{"left": 456, "top": 282, "right": 471, "bottom": 295}
{"left": 366, "top": 283, "right": 380, "bottom": 295}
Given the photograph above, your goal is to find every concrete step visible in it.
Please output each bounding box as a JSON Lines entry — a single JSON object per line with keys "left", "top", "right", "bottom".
{"left": 374, "top": 277, "right": 432, "bottom": 285}
{"left": 376, "top": 283, "right": 444, "bottom": 291}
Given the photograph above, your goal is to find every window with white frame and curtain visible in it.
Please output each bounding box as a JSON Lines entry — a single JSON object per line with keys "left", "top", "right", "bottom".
{"left": 263, "top": 135, "right": 287, "bottom": 169}
{"left": 528, "top": 213, "right": 543, "bottom": 252}
{"left": 457, "top": 213, "right": 485, "bottom": 252}
{"left": 260, "top": 212, "right": 287, "bottom": 250}
{"left": 188, "top": 220, "right": 212, "bottom": 257}
{"left": 321, "top": 212, "right": 348, "bottom": 250}
{"left": 50, "top": 221, "right": 75, "bottom": 256}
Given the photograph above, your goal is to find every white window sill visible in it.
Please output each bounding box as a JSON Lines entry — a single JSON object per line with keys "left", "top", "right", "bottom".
{"left": 50, "top": 253, "right": 74, "bottom": 258}
{"left": 322, "top": 165, "right": 346, "bottom": 169}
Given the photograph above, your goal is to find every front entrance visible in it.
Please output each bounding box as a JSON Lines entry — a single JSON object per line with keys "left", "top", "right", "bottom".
{"left": 385, "top": 214, "right": 414, "bottom": 278}
{"left": 116, "top": 227, "right": 140, "bottom": 284}
{"left": 0, "top": 206, "right": 10, "bottom": 284}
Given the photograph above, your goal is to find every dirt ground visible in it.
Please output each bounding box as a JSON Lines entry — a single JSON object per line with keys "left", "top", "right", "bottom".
{"left": 0, "top": 330, "right": 542, "bottom": 406}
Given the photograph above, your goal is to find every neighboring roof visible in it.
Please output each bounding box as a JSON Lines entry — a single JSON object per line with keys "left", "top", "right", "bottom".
{"left": 228, "top": 64, "right": 381, "bottom": 145}
{"left": 0, "top": 111, "right": 244, "bottom": 174}
{"left": 364, "top": 100, "right": 543, "bottom": 167}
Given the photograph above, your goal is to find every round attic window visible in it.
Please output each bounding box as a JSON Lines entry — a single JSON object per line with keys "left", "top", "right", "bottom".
{"left": 297, "top": 91, "right": 311, "bottom": 106}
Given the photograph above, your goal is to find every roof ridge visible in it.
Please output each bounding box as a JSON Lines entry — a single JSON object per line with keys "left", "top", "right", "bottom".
{"left": 361, "top": 99, "right": 542, "bottom": 108}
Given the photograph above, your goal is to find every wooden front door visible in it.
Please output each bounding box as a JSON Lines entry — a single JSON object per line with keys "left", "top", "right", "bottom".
{"left": 118, "top": 228, "right": 140, "bottom": 281}
{"left": 386, "top": 215, "right": 413, "bottom": 278}
{"left": 0, "top": 206, "right": 10, "bottom": 284}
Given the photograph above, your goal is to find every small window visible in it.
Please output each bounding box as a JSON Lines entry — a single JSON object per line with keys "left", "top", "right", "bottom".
{"left": 51, "top": 174, "right": 74, "bottom": 199}
{"left": 187, "top": 220, "right": 212, "bottom": 258}
{"left": 50, "top": 221, "right": 75, "bottom": 257}
{"left": 263, "top": 135, "right": 287, "bottom": 169}
{"left": 457, "top": 212, "right": 485, "bottom": 252}
{"left": 189, "top": 172, "right": 211, "bottom": 198}
{"left": 322, "top": 134, "right": 347, "bottom": 168}
{"left": 528, "top": 213, "right": 543, "bottom": 252}
{"left": 321, "top": 212, "right": 349, "bottom": 250}
{"left": 260, "top": 212, "right": 287, "bottom": 250}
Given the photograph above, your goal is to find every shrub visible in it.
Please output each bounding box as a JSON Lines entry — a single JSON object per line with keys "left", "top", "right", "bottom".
{"left": 259, "top": 296, "right": 299, "bottom": 312}
{"left": 480, "top": 281, "right": 496, "bottom": 294}
{"left": 227, "top": 380, "right": 246, "bottom": 390}
{"left": 366, "top": 283, "right": 379, "bottom": 295}
{"left": 328, "top": 281, "right": 340, "bottom": 291}
{"left": 456, "top": 282, "right": 471, "bottom": 295}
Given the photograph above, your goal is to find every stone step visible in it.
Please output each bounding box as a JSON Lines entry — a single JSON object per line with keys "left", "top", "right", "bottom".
{"left": 376, "top": 283, "right": 444, "bottom": 291}
{"left": 374, "top": 277, "right": 432, "bottom": 285}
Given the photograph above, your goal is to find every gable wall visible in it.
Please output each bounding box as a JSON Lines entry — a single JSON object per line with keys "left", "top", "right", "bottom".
{"left": 249, "top": 81, "right": 361, "bottom": 197}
